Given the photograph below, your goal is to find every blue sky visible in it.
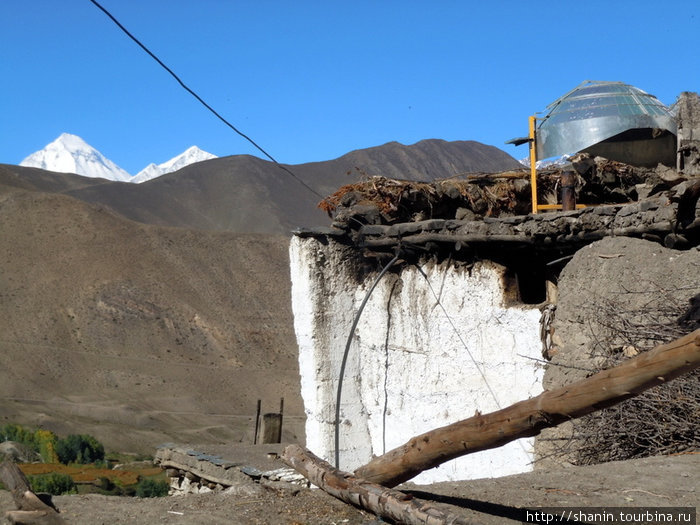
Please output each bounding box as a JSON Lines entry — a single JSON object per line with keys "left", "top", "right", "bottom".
{"left": 1, "top": 1, "right": 698, "bottom": 175}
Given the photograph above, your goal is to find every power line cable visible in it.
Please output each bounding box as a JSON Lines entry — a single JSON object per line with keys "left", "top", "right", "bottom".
{"left": 416, "top": 261, "right": 530, "bottom": 457}
{"left": 88, "top": 0, "right": 322, "bottom": 198}
{"left": 415, "top": 263, "right": 502, "bottom": 411}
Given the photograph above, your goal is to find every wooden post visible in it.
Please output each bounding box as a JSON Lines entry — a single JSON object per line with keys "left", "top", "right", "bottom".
{"left": 278, "top": 397, "right": 284, "bottom": 444}
{"left": 261, "top": 413, "right": 283, "bottom": 444}
{"left": 354, "top": 329, "right": 700, "bottom": 487}
{"left": 253, "top": 399, "right": 261, "bottom": 445}
{"left": 281, "top": 445, "right": 474, "bottom": 525}
{"left": 561, "top": 170, "right": 576, "bottom": 211}
{"left": 0, "top": 460, "right": 67, "bottom": 524}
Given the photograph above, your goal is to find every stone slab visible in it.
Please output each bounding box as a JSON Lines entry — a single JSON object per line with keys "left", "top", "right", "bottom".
{"left": 154, "top": 442, "right": 292, "bottom": 487}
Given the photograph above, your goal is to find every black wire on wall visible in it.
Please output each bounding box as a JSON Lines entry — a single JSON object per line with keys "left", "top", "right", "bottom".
{"left": 335, "top": 252, "right": 401, "bottom": 469}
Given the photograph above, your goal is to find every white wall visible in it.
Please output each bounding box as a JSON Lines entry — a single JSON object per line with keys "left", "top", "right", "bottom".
{"left": 290, "top": 236, "right": 544, "bottom": 484}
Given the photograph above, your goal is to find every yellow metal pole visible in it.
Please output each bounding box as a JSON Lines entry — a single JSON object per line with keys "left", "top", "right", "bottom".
{"left": 529, "top": 115, "right": 538, "bottom": 214}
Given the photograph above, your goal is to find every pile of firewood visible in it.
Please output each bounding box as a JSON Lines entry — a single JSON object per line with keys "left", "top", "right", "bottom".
{"left": 318, "top": 154, "right": 690, "bottom": 229}
{"left": 568, "top": 296, "right": 700, "bottom": 464}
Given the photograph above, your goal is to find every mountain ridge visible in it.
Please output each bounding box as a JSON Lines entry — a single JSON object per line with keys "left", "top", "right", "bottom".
{"left": 4, "top": 138, "right": 522, "bottom": 234}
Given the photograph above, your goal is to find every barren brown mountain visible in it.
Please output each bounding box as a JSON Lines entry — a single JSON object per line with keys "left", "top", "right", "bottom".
{"left": 0, "top": 185, "right": 302, "bottom": 453}
{"left": 1, "top": 139, "right": 522, "bottom": 234}
{"left": 0, "top": 139, "right": 520, "bottom": 453}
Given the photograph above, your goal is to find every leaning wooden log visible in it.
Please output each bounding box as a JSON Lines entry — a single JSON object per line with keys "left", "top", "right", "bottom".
{"left": 355, "top": 329, "right": 700, "bottom": 488}
{"left": 0, "top": 460, "right": 67, "bottom": 525}
{"left": 281, "top": 444, "right": 476, "bottom": 525}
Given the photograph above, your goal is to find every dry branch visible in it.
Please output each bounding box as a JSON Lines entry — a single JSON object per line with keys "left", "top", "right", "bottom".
{"left": 281, "top": 444, "right": 476, "bottom": 525}
{"left": 566, "top": 295, "right": 700, "bottom": 464}
{"left": 354, "top": 329, "right": 700, "bottom": 487}
{"left": 0, "top": 460, "right": 66, "bottom": 525}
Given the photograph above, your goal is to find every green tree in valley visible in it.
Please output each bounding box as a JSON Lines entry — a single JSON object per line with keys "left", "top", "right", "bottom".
{"left": 55, "top": 434, "right": 105, "bottom": 464}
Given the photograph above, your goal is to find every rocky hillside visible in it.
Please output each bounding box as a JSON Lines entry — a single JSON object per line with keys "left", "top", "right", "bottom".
{"left": 0, "top": 185, "right": 302, "bottom": 453}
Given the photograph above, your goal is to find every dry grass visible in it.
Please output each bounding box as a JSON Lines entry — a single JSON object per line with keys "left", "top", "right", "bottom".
{"left": 317, "top": 174, "right": 532, "bottom": 222}
{"left": 19, "top": 463, "right": 162, "bottom": 486}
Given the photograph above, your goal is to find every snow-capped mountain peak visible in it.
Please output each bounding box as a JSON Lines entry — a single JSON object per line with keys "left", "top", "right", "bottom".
{"left": 19, "top": 134, "right": 217, "bottom": 183}
{"left": 20, "top": 133, "right": 132, "bottom": 182}
{"left": 132, "top": 146, "right": 217, "bottom": 183}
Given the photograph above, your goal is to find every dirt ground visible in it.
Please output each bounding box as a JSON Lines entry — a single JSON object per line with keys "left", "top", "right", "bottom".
{"left": 2, "top": 453, "right": 697, "bottom": 524}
